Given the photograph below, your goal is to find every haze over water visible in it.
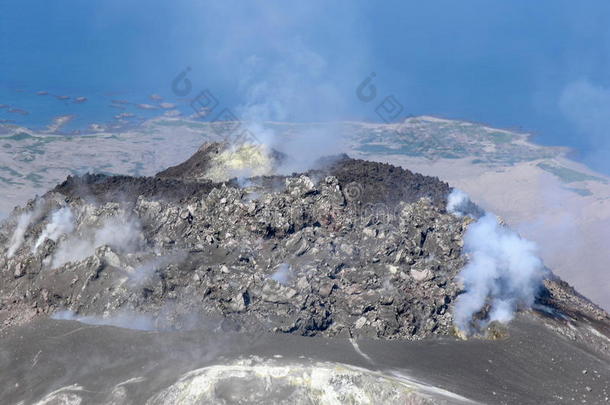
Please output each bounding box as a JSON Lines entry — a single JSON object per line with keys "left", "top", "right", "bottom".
{"left": 2, "top": 1, "right": 610, "bottom": 173}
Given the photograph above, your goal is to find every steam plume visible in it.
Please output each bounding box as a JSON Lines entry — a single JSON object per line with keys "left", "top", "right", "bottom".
{"left": 447, "top": 188, "right": 483, "bottom": 218}
{"left": 52, "top": 310, "right": 157, "bottom": 331}
{"left": 51, "top": 215, "right": 144, "bottom": 268}
{"left": 270, "top": 263, "right": 293, "bottom": 285}
{"left": 33, "top": 207, "right": 75, "bottom": 252}
{"left": 447, "top": 189, "right": 470, "bottom": 216}
{"left": 233, "top": 39, "right": 347, "bottom": 174}
{"left": 448, "top": 190, "right": 546, "bottom": 333}
{"left": 130, "top": 251, "right": 187, "bottom": 286}
{"left": 7, "top": 209, "right": 37, "bottom": 258}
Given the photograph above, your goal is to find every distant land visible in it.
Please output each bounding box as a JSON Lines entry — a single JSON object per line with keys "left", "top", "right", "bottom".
{"left": 1, "top": 115, "right": 608, "bottom": 311}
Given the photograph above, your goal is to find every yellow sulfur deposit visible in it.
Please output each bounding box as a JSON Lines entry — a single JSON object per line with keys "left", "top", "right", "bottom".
{"left": 206, "top": 143, "right": 274, "bottom": 182}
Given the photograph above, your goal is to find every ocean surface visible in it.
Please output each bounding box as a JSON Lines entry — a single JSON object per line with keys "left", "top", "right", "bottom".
{"left": 0, "top": 82, "right": 189, "bottom": 133}
{"left": 3, "top": 1, "right": 610, "bottom": 175}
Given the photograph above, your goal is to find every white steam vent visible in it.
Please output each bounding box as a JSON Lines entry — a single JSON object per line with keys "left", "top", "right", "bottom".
{"left": 447, "top": 190, "right": 547, "bottom": 333}
{"left": 33, "top": 207, "right": 75, "bottom": 252}
{"left": 447, "top": 188, "right": 483, "bottom": 218}
{"left": 7, "top": 210, "right": 35, "bottom": 258}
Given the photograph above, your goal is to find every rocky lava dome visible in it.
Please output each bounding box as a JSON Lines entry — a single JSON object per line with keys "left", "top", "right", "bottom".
{"left": 0, "top": 142, "right": 608, "bottom": 342}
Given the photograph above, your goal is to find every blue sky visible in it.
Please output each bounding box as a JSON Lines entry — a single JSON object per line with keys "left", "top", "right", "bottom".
{"left": 2, "top": 1, "right": 610, "bottom": 171}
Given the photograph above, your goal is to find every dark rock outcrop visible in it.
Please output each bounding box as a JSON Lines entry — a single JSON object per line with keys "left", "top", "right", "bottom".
{"left": 0, "top": 142, "right": 608, "bottom": 343}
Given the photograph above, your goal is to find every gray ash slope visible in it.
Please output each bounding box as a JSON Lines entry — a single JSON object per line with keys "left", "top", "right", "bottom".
{"left": 3, "top": 315, "right": 610, "bottom": 405}
{"left": 0, "top": 142, "right": 608, "bottom": 344}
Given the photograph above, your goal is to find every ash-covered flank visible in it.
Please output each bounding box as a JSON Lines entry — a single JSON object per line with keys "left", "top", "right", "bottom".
{"left": 308, "top": 155, "right": 451, "bottom": 209}
{"left": 52, "top": 173, "right": 219, "bottom": 205}
{"left": 155, "top": 142, "right": 451, "bottom": 209}
{"left": 0, "top": 142, "right": 607, "bottom": 342}
{"left": 155, "top": 142, "right": 228, "bottom": 181}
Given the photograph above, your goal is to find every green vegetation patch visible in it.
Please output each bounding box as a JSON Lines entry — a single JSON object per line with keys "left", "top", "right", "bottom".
{"left": 357, "top": 143, "right": 423, "bottom": 157}
{"left": 537, "top": 162, "right": 607, "bottom": 184}
{"left": 154, "top": 120, "right": 208, "bottom": 130}
{"left": 0, "top": 166, "right": 21, "bottom": 177}
{"left": 565, "top": 187, "right": 593, "bottom": 197}
{"left": 357, "top": 144, "right": 394, "bottom": 154}
{"left": 25, "top": 172, "right": 44, "bottom": 184}
{"left": 438, "top": 151, "right": 461, "bottom": 159}
{"left": 0, "top": 175, "right": 21, "bottom": 185}
{"left": 487, "top": 132, "right": 514, "bottom": 144}
{"left": 5, "top": 132, "right": 32, "bottom": 141}
{"left": 24, "top": 143, "right": 46, "bottom": 155}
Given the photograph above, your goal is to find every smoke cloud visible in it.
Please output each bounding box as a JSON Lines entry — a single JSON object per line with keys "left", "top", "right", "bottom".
{"left": 33, "top": 207, "right": 75, "bottom": 252}
{"left": 187, "top": 2, "right": 362, "bottom": 174}
{"left": 52, "top": 310, "right": 157, "bottom": 331}
{"left": 448, "top": 190, "right": 547, "bottom": 333}
{"left": 7, "top": 212, "right": 34, "bottom": 258}
{"left": 130, "top": 251, "right": 187, "bottom": 286}
{"left": 558, "top": 79, "right": 610, "bottom": 173}
{"left": 446, "top": 188, "right": 484, "bottom": 219}
{"left": 447, "top": 189, "right": 471, "bottom": 216}
{"left": 234, "top": 43, "right": 348, "bottom": 173}
{"left": 51, "top": 215, "right": 144, "bottom": 269}
{"left": 270, "top": 263, "right": 294, "bottom": 285}
{"left": 274, "top": 126, "right": 347, "bottom": 175}
{"left": 6, "top": 204, "right": 41, "bottom": 258}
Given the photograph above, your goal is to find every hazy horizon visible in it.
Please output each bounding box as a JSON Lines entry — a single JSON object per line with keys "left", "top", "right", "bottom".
{"left": 2, "top": 1, "right": 610, "bottom": 173}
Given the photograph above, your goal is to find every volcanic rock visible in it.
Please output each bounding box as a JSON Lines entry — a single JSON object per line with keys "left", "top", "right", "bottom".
{"left": 0, "top": 142, "right": 608, "bottom": 344}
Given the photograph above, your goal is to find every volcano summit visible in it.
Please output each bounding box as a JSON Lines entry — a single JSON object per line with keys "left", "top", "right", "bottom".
{"left": 0, "top": 142, "right": 609, "bottom": 404}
